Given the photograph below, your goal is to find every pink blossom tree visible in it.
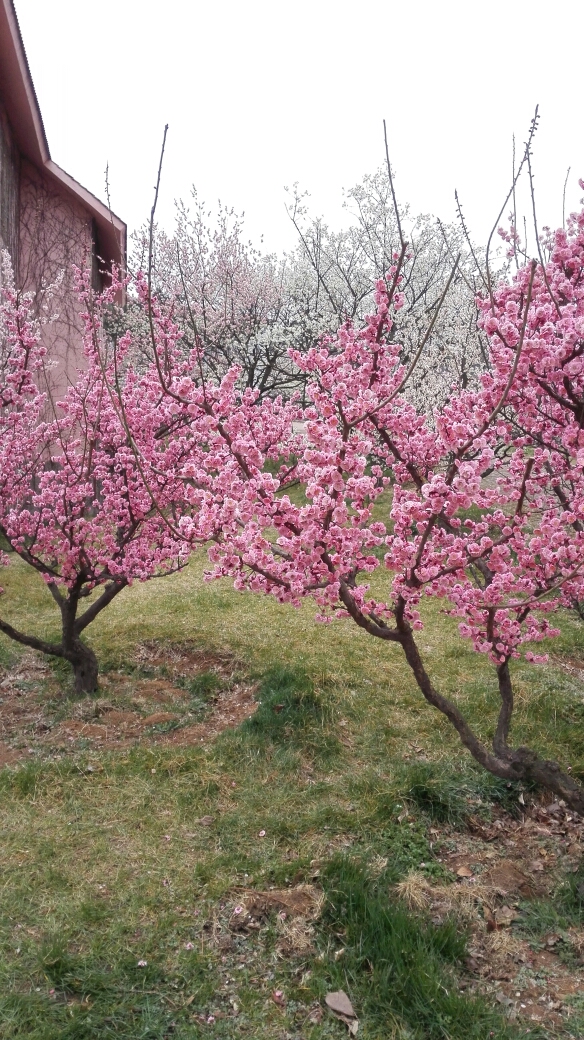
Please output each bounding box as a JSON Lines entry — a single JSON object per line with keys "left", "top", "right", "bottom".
{"left": 0, "top": 260, "right": 188, "bottom": 693}
{"left": 132, "top": 205, "right": 584, "bottom": 812}
{"left": 482, "top": 193, "right": 584, "bottom": 617}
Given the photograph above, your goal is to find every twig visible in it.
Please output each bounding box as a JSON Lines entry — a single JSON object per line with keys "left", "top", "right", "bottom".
{"left": 147, "top": 125, "right": 176, "bottom": 387}
{"left": 454, "top": 191, "right": 488, "bottom": 292}
{"left": 484, "top": 107, "right": 539, "bottom": 304}
{"left": 383, "top": 119, "right": 404, "bottom": 251}
{"left": 458, "top": 259, "right": 537, "bottom": 454}
{"left": 512, "top": 135, "right": 518, "bottom": 270}
{"left": 527, "top": 146, "right": 562, "bottom": 318}
{"left": 563, "top": 166, "right": 571, "bottom": 229}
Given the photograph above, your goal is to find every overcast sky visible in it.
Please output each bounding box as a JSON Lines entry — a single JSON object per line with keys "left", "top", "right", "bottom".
{"left": 13, "top": 0, "right": 584, "bottom": 257}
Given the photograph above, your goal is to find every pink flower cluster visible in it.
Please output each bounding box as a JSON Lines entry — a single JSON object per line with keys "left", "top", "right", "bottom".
{"left": 4, "top": 199, "right": 584, "bottom": 689}
{"left": 134, "top": 215, "right": 584, "bottom": 668}
{"left": 0, "top": 261, "right": 188, "bottom": 606}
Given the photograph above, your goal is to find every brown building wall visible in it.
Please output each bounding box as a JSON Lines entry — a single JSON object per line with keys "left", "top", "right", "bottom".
{"left": 0, "top": 0, "right": 126, "bottom": 404}
{"left": 18, "top": 158, "right": 95, "bottom": 403}
{"left": 0, "top": 100, "right": 19, "bottom": 265}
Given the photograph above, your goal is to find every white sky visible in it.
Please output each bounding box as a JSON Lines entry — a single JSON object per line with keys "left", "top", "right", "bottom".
{"left": 13, "top": 0, "right": 584, "bottom": 257}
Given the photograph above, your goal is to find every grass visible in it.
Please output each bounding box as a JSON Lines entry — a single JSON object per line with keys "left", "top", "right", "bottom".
{"left": 318, "top": 856, "right": 535, "bottom": 1039}
{"left": 2, "top": 553, "right": 584, "bottom": 1036}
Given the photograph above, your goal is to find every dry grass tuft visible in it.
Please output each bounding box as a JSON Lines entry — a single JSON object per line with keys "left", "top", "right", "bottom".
{"left": 228, "top": 885, "right": 324, "bottom": 955}
{"left": 395, "top": 871, "right": 431, "bottom": 910}
{"left": 482, "top": 929, "right": 526, "bottom": 959}
{"left": 396, "top": 869, "right": 500, "bottom": 925}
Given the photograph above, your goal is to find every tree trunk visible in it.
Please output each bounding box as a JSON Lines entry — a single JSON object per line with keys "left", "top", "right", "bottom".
{"left": 395, "top": 602, "right": 584, "bottom": 815}
{"left": 505, "top": 747, "right": 584, "bottom": 815}
{"left": 66, "top": 641, "right": 99, "bottom": 695}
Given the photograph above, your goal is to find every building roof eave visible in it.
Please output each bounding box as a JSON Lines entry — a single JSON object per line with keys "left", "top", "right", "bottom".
{"left": 46, "top": 161, "right": 126, "bottom": 268}
{"left": 0, "top": 0, "right": 127, "bottom": 269}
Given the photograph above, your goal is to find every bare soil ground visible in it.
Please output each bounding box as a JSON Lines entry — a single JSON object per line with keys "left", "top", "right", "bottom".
{"left": 0, "top": 642, "right": 257, "bottom": 763}
{"left": 396, "top": 800, "right": 584, "bottom": 1032}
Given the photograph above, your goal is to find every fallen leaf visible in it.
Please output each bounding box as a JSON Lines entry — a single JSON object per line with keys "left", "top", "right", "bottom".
{"left": 466, "top": 816, "right": 494, "bottom": 840}
{"left": 529, "top": 860, "right": 544, "bottom": 872}
{"left": 496, "top": 991, "right": 514, "bottom": 1006}
{"left": 495, "top": 905, "right": 520, "bottom": 927}
{"left": 197, "top": 816, "right": 214, "bottom": 826}
{"left": 545, "top": 933, "right": 561, "bottom": 947}
{"left": 456, "top": 865, "right": 474, "bottom": 878}
{"left": 326, "top": 990, "right": 356, "bottom": 1017}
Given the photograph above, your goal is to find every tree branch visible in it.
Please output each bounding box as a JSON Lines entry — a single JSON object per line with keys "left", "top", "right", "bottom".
{"left": 0, "top": 617, "right": 63, "bottom": 658}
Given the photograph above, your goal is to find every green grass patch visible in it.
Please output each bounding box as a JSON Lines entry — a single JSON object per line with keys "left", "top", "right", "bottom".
{"left": 2, "top": 554, "right": 584, "bottom": 1036}
{"left": 317, "top": 856, "right": 533, "bottom": 1039}
{"left": 237, "top": 663, "right": 340, "bottom": 762}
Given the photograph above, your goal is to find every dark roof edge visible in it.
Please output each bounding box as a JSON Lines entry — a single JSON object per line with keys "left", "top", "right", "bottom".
{"left": 3, "top": 0, "right": 127, "bottom": 267}
{"left": 4, "top": 0, "right": 50, "bottom": 163}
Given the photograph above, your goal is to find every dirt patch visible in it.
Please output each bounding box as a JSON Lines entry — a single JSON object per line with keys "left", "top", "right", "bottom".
{"left": 141, "top": 711, "right": 178, "bottom": 727}
{"left": 0, "top": 741, "right": 24, "bottom": 767}
{"left": 0, "top": 644, "right": 256, "bottom": 761}
{"left": 0, "top": 653, "right": 54, "bottom": 754}
{"left": 234, "top": 886, "right": 323, "bottom": 921}
{"left": 159, "top": 684, "right": 257, "bottom": 747}
{"left": 98, "top": 710, "right": 141, "bottom": 727}
{"left": 483, "top": 858, "right": 537, "bottom": 900}
{"left": 134, "top": 640, "right": 235, "bottom": 680}
{"left": 111, "top": 676, "right": 189, "bottom": 705}
{"left": 397, "top": 800, "right": 584, "bottom": 1032}
{"left": 229, "top": 885, "right": 324, "bottom": 956}
{"left": 59, "top": 720, "right": 110, "bottom": 740}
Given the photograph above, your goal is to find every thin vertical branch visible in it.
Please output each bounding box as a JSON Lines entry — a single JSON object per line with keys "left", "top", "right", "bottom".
{"left": 383, "top": 119, "right": 404, "bottom": 251}
{"left": 148, "top": 125, "right": 169, "bottom": 297}
{"left": 512, "top": 135, "right": 518, "bottom": 270}
{"left": 563, "top": 166, "right": 571, "bottom": 229}
{"left": 145, "top": 125, "right": 180, "bottom": 393}
{"left": 454, "top": 191, "right": 488, "bottom": 291}
{"left": 484, "top": 107, "right": 539, "bottom": 306}
{"left": 527, "top": 147, "right": 562, "bottom": 318}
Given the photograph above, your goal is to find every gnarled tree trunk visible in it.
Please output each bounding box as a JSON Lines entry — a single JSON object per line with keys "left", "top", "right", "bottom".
{"left": 65, "top": 640, "right": 99, "bottom": 695}
{"left": 0, "top": 577, "right": 127, "bottom": 695}
{"left": 395, "top": 606, "right": 584, "bottom": 815}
